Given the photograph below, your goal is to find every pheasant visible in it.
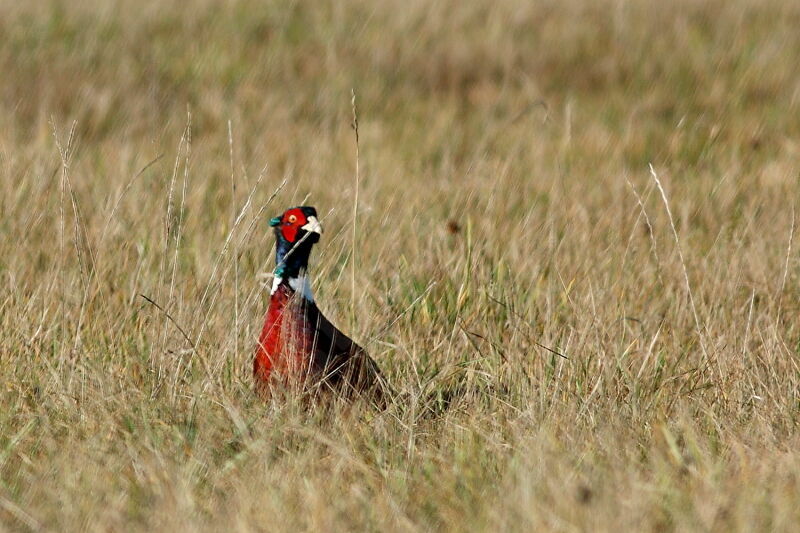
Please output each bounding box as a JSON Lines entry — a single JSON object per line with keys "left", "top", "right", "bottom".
{"left": 254, "top": 206, "right": 387, "bottom": 403}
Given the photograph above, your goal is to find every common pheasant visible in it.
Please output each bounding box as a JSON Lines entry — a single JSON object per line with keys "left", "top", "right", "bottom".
{"left": 254, "top": 206, "right": 387, "bottom": 403}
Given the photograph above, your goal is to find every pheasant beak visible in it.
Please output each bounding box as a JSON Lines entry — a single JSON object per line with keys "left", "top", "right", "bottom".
{"left": 301, "top": 216, "right": 323, "bottom": 235}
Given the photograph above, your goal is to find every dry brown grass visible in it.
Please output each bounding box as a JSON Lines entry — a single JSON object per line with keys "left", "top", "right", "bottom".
{"left": 2, "top": 0, "right": 800, "bottom": 530}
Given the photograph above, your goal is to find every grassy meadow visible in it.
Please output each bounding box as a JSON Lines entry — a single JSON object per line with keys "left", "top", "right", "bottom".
{"left": 2, "top": 0, "right": 800, "bottom": 530}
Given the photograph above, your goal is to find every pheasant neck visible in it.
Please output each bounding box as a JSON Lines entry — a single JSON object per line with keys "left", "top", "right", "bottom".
{"left": 272, "top": 237, "right": 315, "bottom": 301}
{"left": 270, "top": 274, "right": 314, "bottom": 301}
{"left": 274, "top": 235, "right": 314, "bottom": 276}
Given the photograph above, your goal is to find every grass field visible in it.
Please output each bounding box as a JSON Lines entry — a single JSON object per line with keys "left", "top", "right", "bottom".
{"left": 2, "top": 0, "right": 800, "bottom": 530}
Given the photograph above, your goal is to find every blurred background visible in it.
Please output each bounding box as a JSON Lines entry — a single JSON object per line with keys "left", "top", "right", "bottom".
{"left": 2, "top": 0, "right": 800, "bottom": 530}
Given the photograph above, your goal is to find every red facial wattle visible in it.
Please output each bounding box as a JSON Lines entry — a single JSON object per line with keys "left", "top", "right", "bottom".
{"left": 280, "top": 208, "right": 307, "bottom": 243}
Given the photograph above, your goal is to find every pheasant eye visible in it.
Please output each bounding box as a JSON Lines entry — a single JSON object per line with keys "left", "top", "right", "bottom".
{"left": 287, "top": 214, "right": 297, "bottom": 223}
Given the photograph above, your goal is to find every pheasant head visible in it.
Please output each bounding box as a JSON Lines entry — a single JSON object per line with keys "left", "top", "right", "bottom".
{"left": 269, "top": 206, "right": 323, "bottom": 296}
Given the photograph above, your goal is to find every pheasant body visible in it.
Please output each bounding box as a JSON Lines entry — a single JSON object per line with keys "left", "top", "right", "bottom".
{"left": 254, "top": 283, "right": 313, "bottom": 384}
